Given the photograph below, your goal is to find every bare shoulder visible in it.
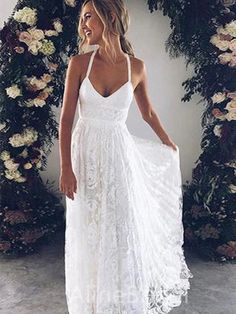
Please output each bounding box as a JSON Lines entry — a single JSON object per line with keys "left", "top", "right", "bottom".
{"left": 70, "top": 51, "right": 93, "bottom": 63}
{"left": 69, "top": 51, "right": 93, "bottom": 82}
{"left": 129, "top": 55, "right": 146, "bottom": 90}
{"left": 130, "top": 55, "right": 144, "bottom": 71}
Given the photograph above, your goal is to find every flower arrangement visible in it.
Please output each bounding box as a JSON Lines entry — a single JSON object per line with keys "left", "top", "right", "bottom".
{"left": 0, "top": 0, "right": 80, "bottom": 255}
{"left": 146, "top": 0, "right": 236, "bottom": 262}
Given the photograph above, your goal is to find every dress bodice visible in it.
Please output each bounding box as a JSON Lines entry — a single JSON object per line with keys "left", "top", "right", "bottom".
{"left": 78, "top": 48, "right": 134, "bottom": 125}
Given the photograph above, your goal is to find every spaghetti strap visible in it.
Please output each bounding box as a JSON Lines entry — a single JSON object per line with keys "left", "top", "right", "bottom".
{"left": 85, "top": 49, "right": 97, "bottom": 78}
{"left": 126, "top": 53, "right": 131, "bottom": 82}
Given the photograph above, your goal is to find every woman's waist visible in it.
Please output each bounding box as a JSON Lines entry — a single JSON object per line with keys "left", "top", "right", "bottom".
{"left": 76, "top": 116, "right": 128, "bottom": 130}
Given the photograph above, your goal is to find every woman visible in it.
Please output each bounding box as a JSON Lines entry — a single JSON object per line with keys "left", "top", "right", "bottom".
{"left": 59, "top": 0, "right": 193, "bottom": 313}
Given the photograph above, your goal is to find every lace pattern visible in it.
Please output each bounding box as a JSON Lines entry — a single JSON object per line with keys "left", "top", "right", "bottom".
{"left": 65, "top": 118, "right": 193, "bottom": 314}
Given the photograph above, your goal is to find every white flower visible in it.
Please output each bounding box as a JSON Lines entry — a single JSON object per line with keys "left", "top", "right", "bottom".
{"left": 210, "top": 34, "right": 229, "bottom": 51}
{"left": 229, "top": 183, "right": 236, "bottom": 193}
{"left": 4, "top": 159, "right": 20, "bottom": 171}
{"left": 229, "top": 38, "right": 236, "bottom": 51}
{"left": 15, "top": 176, "right": 27, "bottom": 182}
{"left": 53, "top": 19, "right": 63, "bottom": 33}
{"left": 8, "top": 127, "right": 38, "bottom": 147}
{"left": 211, "top": 92, "right": 226, "bottom": 104}
{"left": 45, "top": 30, "right": 59, "bottom": 37}
{"left": 24, "top": 162, "right": 33, "bottom": 169}
{"left": 13, "top": 7, "right": 37, "bottom": 26}
{"left": 226, "top": 99, "right": 236, "bottom": 111}
{"left": 216, "top": 26, "right": 230, "bottom": 35}
{"left": 221, "top": 0, "right": 236, "bottom": 7}
{"left": 225, "top": 20, "right": 236, "bottom": 37}
{"left": 19, "top": 148, "right": 28, "bottom": 158}
{"left": 36, "top": 160, "right": 42, "bottom": 169}
{"left": 218, "top": 52, "right": 233, "bottom": 64}
{"left": 5, "top": 84, "right": 22, "bottom": 98}
{"left": 41, "top": 73, "right": 52, "bottom": 83}
{"left": 28, "top": 27, "right": 45, "bottom": 41}
{"left": 24, "top": 99, "right": 34, "bottom": 107}
{"left": 225, "top": 110, "right": 236, "bottom": 120}
{"left": 29, "top": 77, "right": 47, "bottom": 90}
{"left": 0, "top": 150, "right": 11, "bottom": 161}
{"left": 210, "top": 34, "right": 221, "bottom": 45}
{"left": 8, "top": 133, "right": 25, "bottom": 147}
{"left": 5, "top": 168, "right": 27, "bottom": 182}
{"left": 217, "top": 114, "right": 227, "bottom": 121}
{"left": 33, "top": 98, "right": 46, "bottom": 107}
{"left": 225, "top": 160, "right": 236, "bottom": 168}
{"left": 0, "top": 122, "right": 6, "bottom": 131}
{"left": 213, "top": 125, "right": 222, "bottom": 137}
{"left": 44, "top": 86, "right": 53, "bottom": 94}
{"left": 25, "top": 97, "right": 46, "bottom": 108}
{"left": 5, "top": 169, "right": 21, "bottom": 180}
{"left": 23, "top": 128, "right": 39, "bottom": 146}
{"left": 28, "top": 40, "right": 43, "bottom": 55}
{"left": 18, "top": 27, "right": 45, "bottom": 56}
{"left": 217, "top": 40, "right": 230, "bottom": 51}
{"left": 64, "top": 0, "right": 76, "bottom": 7}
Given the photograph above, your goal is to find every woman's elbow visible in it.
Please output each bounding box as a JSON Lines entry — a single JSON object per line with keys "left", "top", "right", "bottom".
{"left": 142, "top": 109, "right": 155, "bottom": 122}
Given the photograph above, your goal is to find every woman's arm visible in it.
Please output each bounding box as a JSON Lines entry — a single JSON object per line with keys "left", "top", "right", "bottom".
{"left": 59, "top": 55, "right": 80, "bottom": 172}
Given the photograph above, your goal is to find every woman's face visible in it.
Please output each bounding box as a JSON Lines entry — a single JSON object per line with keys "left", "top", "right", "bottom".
{"left": 80, "top": 1, "right": 104, "bottom": 45}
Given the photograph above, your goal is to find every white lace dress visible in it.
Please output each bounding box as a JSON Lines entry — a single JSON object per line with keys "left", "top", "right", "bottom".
{"left": 65, "top": 47, "right": 193, "bottom": 314}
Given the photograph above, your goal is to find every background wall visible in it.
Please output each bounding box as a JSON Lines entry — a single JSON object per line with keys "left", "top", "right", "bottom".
{"left": 0, "top": 0, "right": 203, "bottom": 205}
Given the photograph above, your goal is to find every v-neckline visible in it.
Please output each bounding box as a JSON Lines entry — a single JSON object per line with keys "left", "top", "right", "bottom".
{"left": 87, "top": 49, "right": 131, "bottom": 99}
{"left": 86, "top": 76, "right": 132, "bottom": 100}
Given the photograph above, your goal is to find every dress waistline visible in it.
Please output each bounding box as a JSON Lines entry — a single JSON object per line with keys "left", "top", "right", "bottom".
{"left": 78, "top": 117, "right": 126, "bottom": 127}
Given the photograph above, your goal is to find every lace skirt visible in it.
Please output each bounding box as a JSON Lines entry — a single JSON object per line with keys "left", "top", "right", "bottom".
{"left": 65, "top": 118, "right": 193, "bottom": 314}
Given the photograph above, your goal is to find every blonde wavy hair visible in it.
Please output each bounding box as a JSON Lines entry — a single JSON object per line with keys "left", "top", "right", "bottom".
{"left": 77, "top": 0, "right": 135, "bottom": 63}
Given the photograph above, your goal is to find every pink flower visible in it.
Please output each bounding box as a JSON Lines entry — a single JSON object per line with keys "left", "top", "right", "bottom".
{"left": 14, "top": 46, "right": 25, "bottom": 53}
{"left": 227, "top": 91, "right": 236, "bottom": 99}
{"left": 0, "top": 241, "right": 11, "bottom": 251}
{"left": 4, "top": 210, "right": 30, "bottom": 224}
{"left": 216, "top": 241, "right": 236, "bottom": 258}
{"left": 18, "top": 31, "right": 32, "bottom": 45}
{"left": 38, "top": 91, "right": 49, "bottom": 100}
{"left": 212, "top": 108, "right": 225, "bottom": 117}
{"left": 219, "top": 33, "right": 233, "bottom": 41}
